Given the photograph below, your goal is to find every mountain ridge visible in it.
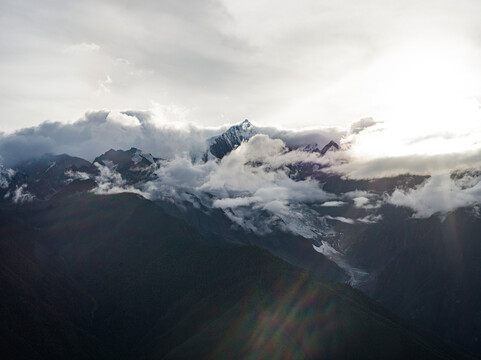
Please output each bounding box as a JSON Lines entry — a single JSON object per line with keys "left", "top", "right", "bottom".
{"left": 1, "top": 120, "right": 481, "bottom": 355}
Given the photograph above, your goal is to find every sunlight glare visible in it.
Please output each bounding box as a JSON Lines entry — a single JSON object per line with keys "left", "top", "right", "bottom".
{"left": 350, "top": 40, "right": 481, "bottom": 159}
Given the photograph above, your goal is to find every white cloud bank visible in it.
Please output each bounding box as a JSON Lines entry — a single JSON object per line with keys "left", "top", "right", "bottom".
{"left": 4, "top": 184, "right": 35, "bottom": 204}
{"left": 0, "top": 110, "right": 343, "bottom": 167}
{"left": 141, "top": 134, "right": 334, "bottom": 235}
{"left": 0, "top": 163, "right": 15, "bottom": 189}
{"left": 387, "top": 173, "right": 481, "bottom": 218}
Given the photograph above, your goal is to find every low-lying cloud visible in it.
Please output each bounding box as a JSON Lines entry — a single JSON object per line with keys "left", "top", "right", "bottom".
{"left": 387, "top": 173, "right": 481, "bottom": 218}
{"left": 93, "top": 162, "right": 145, "bottom": 196}
{"left": 0, "top": 164, "right": 15, "bottom": 189}
{"left": 79, "top": 132, "right": 339, "bottom": 235}
{"left": 4, "top": 184, "right": 35, "bottom": 204}
{"left": 331, "top": 149, "right": 481, "bottom": 179}
{"left": 2, "top": 109, "right": 481, "bottom": 225}
{"left": 142, "top": 134, "right": 334, "bottom": 234}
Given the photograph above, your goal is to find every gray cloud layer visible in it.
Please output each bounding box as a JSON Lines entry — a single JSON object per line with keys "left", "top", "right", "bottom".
{"left": 3, "top": 0, "right": 481, "bottom": 131}
{"left": 330, "top": 148, "right": 481, "bottom": 179}
{"left": 0, "top": 110, "right": 343, "bottom": 166}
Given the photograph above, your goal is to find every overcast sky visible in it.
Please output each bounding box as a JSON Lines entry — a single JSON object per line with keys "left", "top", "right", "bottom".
{"left": 2, "top": 0, "right": 481, "bottom": 133}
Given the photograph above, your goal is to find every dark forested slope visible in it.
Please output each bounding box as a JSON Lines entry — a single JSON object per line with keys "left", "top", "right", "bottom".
{"left": 0, "top": 190, "right": 475, "bottom": 359}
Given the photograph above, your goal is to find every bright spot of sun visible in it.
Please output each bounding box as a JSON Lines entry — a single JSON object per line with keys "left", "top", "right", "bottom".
{"left": 350, "top": 40, "right": 481, "bottom": 159}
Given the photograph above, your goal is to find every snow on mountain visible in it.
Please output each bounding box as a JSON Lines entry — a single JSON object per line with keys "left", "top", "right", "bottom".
{"left": 0, "top": 138, "right": 365, "bottom": 286}
{"left": 206, "top": 119, "right": 340, "bottom": 163}
{"left": 287, "top": 140, "right": 340, "bottom": 182}
{"left": 313, "top": 241, "right": 368, "bottom": 286}
{"left": 0, "top": 154, "right": 93, "bottom": 201}
{"left": 45, "top": 161, "right": 57, "bottom": 173}
{"left": 298, "top": 143, "right": 322, "bottom": 153}
{"left": 207, "top": 119, "right": 258, "bottom": 159}
{"left": 131, "top": 148, "right": 155, "bottom": 165}
{"left": 94, "top": 147, "right": 158, "bottom": 171}
{"left": 298, "top": 140, "right": 340, "bottom": 155}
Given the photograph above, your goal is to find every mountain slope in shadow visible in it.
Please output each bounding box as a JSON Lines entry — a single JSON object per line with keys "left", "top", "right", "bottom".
{"left": 0, "top": 189, "right": 476, "bottom": 359}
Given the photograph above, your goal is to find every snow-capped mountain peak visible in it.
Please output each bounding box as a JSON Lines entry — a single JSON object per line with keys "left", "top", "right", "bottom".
{"left": 208, "top": 119, "right": 258, "bottom": 159}
{"left": 222, "top": 119, "right": 256, "bottom": 143}
{"left": 240, "top": 118, "right": 253, "bottom": 131}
